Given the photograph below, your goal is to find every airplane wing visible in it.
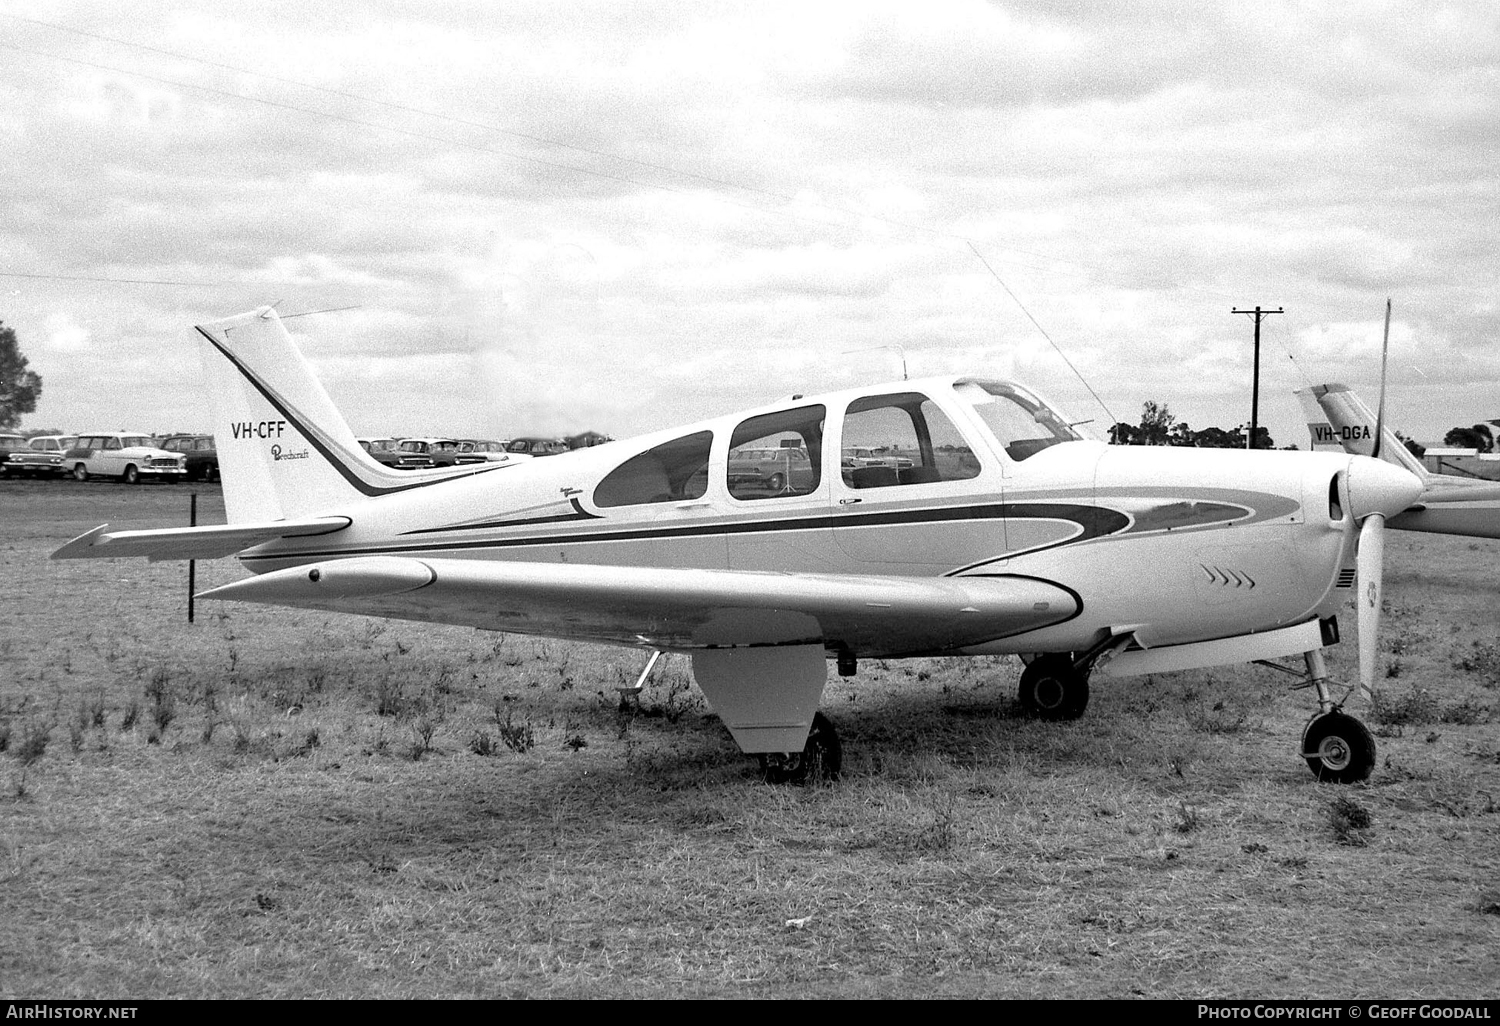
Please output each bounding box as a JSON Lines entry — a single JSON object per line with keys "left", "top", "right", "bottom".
{"left": 197, "top": 556, "right": 1080, "bottom": 655}
{"left": 51, "top": 517, "right": 352, "bottom": 562}
{"left": 1389, "top": 506, "right": 1500, "bottom": 539}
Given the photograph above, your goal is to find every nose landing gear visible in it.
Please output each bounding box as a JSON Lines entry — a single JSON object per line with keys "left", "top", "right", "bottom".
{"left": 1301, "top": 709, "right": 1376, "bottom": 783}
{"left": 1260, "top": 647, "right": 1377, "bottom": 783}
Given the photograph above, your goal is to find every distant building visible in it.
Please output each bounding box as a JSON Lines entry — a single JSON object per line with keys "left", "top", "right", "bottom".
{"left": 1423, "top": 447, "right": 1500, "bottom": 480}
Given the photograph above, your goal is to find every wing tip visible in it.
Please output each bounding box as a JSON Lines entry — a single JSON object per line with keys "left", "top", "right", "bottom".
{"left": 51, "top": 524, "right": 110, "bottom": 560}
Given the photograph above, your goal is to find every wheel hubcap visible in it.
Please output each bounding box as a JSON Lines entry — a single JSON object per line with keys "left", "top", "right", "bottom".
{"left": 1035, "top": 677, "right": 1065, "bottom": 709}
{"left": 1317, "top": 736, "right": 1351, "bottom": 771}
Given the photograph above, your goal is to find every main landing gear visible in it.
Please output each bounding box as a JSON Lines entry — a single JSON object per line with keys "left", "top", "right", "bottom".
{"left": 758, "top": 711, "right": 842, "bottom": 785}
{"left": 1017, "top": 653, "right": 1091, "bottom": 720}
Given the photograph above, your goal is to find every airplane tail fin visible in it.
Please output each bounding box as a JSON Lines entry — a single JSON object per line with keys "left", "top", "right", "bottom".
{"left": 1294, "top": 384, "right": 1431, "bottom": 481}
{"left": 194, "top": 307, "right": 425, "bottom": 523}
{"left": 1294, "top": 386, "right": 1348, "bottom": 454}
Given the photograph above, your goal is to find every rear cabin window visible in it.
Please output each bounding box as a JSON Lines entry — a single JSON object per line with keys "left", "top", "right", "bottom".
{"left": 593, "top": 431, "right": 712, "bottom": 507}
{"left": 727, "top": 406, "right": 825, "bottom": 500}
{"left": 841, "top": 392, "right": 981, "bottom": 489}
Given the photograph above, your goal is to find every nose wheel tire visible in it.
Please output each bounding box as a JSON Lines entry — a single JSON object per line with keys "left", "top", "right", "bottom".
{"left": 1302, "top": 711, "right": 1376, "bottom": 784}
{"left": 1018, "top": 654, "right": 1090, "bottom": 720}
{"left": 758, "top": 711, "right": 842, "bottom": 784}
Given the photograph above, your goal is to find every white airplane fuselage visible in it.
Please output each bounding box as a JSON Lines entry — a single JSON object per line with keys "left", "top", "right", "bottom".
{"left": 236, "top": 378, "right": 1371, "bottom": 661}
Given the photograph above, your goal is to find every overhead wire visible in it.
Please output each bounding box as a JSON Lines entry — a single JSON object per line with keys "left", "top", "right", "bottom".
{"left": 0, "top": 10, "right": 1320, "bottom": 415}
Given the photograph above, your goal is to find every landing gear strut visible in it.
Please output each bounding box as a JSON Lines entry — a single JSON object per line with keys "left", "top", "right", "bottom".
{"left": 1260, "top": 647, "right": 1377, "bottom": 783}
{"left": 759, "top": 711, "right": 842, "bottom": 785}
{"left": 1300, "top": 648, "right": 1376, "bottom": 782}
{"left": 1018, "top": 653, "right": 1090, "bottom": 720}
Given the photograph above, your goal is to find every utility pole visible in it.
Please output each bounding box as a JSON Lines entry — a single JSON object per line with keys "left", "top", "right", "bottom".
{"left": 1232, "top": 306, "right": 1283, "bottom": 449}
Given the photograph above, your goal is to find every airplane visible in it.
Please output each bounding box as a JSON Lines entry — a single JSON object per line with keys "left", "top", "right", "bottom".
{"left": 54, "top": 306, "right": 1425, "bottom": 784}
{"left": 1296, "top": 382, "right": 1500, "bottom": 539}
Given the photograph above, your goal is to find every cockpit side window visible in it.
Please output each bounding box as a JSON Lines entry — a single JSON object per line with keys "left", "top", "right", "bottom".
{"left": 841, "top": 392, "right": 981, "bottom": 489}
{"left": 594, "top": 431, "right": 713, "bottom": 508}
{"left": 727, "top": 406, "right": 825, "bottom": 500}
{"left": 955, "top": 381, "right": 1081, "bottom": 462}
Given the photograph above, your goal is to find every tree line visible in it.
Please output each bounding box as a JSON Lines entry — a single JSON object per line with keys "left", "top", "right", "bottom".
{"left": 1108, "top": 401, "right": 1278, "bottom": 449}
{"left": 1110, "top": 399, "right": 1496, "bottom": 456}
{"left": 1443, "top": 422, "right": 1500, "bottom": 452}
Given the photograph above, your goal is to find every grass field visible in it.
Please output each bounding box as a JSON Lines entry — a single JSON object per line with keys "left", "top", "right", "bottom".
{"left": 2, "top": 480, "right": 1497, "bottom": 998}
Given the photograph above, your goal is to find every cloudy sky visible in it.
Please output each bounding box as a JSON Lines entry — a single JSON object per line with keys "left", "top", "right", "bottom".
{"left": 2, "top": 1, "right": 1496, "bottom": 448}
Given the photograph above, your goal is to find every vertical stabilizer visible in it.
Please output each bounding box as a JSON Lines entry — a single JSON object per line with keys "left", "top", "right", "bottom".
{"left": 1294, "top": 387, "right": 1346, "bottom": 454}
{"left": 1295, "top": 384, "right": 1430, "bottom": 481}
{"left": 194, "top": 308, "right": 423, "bottom": 523}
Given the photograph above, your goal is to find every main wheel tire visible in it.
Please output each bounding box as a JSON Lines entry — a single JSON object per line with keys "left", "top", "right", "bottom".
{"left": 1302, "top": 711, "right": 1376, "bottom": 783}
{"left": 72, "top": 464, "right": 88, "bottom": 481}
{"left": 122, "top": 464, "right": 140, "bottom": 485}
{"left": 1018, "top": 654, "right": 1090, "bottom": 720}
{"left": 759, "top": 711, "right": 842, "bottom": 785}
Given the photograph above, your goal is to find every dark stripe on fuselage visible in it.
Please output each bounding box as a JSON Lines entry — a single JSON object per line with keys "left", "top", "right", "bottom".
{"left": 401, "top": 497, "right": 603, "bottom": 534}
{"left": 240, "top": 501, "right": 1130, "bottom": 564}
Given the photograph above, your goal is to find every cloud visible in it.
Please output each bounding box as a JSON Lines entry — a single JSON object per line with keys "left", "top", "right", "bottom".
{"left": 1, "top": 0, "right": 1496, "bottom": 448}
{"left": 43, "top": 312, "right": 90, "bottom": 353}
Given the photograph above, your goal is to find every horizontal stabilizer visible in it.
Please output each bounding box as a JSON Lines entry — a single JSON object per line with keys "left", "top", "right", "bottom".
{"left": 199, "top": 556, "right": 1079, "bottom": 654}
{"left": 51, "top": 517, "right": 352, "bottom": 562}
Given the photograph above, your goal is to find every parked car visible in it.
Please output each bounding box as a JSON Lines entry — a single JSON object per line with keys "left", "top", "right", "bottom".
{"left": 506, "top": 437, "right": 570, "bottom": 457}
{"left": 357, "top": 437, "right": 402, "bottom": 468}
{"left": 61, "top": 433, "right": 186, "bottom": 483}
{"left": 841, "top": 446, "right": 914, "bottom": 472}
{"left": 457, "top": 439, "right": 533, "bottom": 465}
{"left": 727, "top": 445, "right": 816, "bottom": 496}
{"left": 394, "top": 437, "right": 463, "bottom": 470}
{"left": 2, "top": 434, "right": 75, "bottom": 478}
{"left": 157, "top": 434, "right": 219, "bottom": 482}
{"left": 0, "top": 434, "right": 28, "bottom": 473}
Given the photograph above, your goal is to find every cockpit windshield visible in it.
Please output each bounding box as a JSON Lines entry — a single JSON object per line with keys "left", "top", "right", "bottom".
{"left": 954, "top": 381, "right": 1082, "bottom": 462}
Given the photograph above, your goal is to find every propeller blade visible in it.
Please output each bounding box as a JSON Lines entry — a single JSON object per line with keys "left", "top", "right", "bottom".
{"left": 1357, "top": 513, "right": 1386, "bottom": 693}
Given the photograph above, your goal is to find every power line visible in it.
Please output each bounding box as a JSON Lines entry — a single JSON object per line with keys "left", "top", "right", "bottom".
{"left": 0, "top": 269, "right": 229, "bottom": 287}
{"left": 1, "top": 8, "right": 1304, "bottom": 405}
{"left": 0, "top": 11, "right": 1238, "bottom": 302}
